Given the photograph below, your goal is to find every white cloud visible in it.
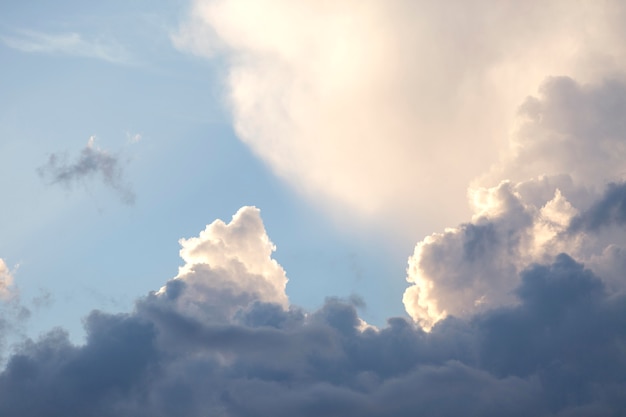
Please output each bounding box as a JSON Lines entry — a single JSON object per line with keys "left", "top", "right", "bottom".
{"left": 173, "top": 1, "right": 626, "bottom": 330}
{"left": 174, "top": 0, "right": 626, "bottom": 237}
{"left": 126, "top": 132, "right": 142, "bottom": 143}
{"left": 0, "top": 259, "right": 14, "bottom": 301}
{"left": 405, "top": 74, "right": 626, "bottom": 329}
{"left": 404, "top": 180, "right": 583, "bottom": 330}
{"left": 1, "top": 30, "right": 131, "bottom": 64}
{"left": 159, "top": 206, "right": 289, "bottom": 322}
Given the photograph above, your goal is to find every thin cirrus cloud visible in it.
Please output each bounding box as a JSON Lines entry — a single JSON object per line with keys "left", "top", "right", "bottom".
{"left": 0, "top": 30, "right": 131, "bottom": 64}
{"left": 38, "top": 136, "right": 136, "bottom": 205}
{"left": 0, "top": 206, "right": 626, "bottom": 415}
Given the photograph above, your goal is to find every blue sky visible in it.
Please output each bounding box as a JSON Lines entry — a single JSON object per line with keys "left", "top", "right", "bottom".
{"left": 3, "top": 1, "right": 626, "bottom": 415}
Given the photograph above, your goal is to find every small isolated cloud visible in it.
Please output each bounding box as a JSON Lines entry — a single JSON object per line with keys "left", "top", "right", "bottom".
{"left": 0, "top": 30, "right": 131, "bottom": 64}
{"left": 0, "top": 259, "right": 14, "bottom": 301}
{"left": 38, "top": 136, "right": 135, "bottom": 205}
{"left": 125, "top": 132, "right": 142, "bottom": 143}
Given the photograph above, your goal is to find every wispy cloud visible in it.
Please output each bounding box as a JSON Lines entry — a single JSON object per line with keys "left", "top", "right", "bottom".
{"left": 0, "top": 30, "right": 131, "bottom": 64}
{"left": 38, "top": 136, "right": 136, "bottom": 205}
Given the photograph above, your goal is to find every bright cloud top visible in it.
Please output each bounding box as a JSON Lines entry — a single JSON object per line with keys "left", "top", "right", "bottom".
{"left": 0, "top": 260, "right": 14, "bottom": 301}
{"left": 161, "top": 206, "right": 289, "bottom": 323}
{"left": 174, "top": 0, "right": 626, "bottom": 235}
{"left": 405, "top": 76, "right": 626, "bottom": 329}
{"left": 2, "top": 205, "right": 626, "bottom": 415}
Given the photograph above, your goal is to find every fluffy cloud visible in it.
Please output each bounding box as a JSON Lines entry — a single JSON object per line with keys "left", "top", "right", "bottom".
{"left": 0, "top": 259, "right": 14, "bottom": 301}
{"left": 174, "top": 0, "right": 626, "bottom": 235}
{"left": 405, "top": 75, "right": 626, "bottom": 328}
{"left": 38, "top": 136, "right": 135, "bottom": 205}
{"left": 1, "top": 211, "right": 625, "bottom": 415}
{"left": 157, "top": 206, "right": 289, "bottom": 323}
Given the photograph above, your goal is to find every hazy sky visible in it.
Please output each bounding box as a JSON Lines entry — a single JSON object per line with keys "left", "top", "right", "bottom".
{"left": 3, "top": 1, "right": 626, "bottom": 415}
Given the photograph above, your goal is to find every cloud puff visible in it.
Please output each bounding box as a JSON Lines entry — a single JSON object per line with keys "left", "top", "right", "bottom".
{"left": 482, "top": 76, "right": 626, "bottom": 189}
{"left": 0, "top": 208, "right": 625, "bottom": 415}
{"left": 1, "top": 30, "right": 131, "bottom": 64}
{"left": 404, "top": 179, "right": 582, "bottom": 329}
{"left": 157, "top": 206, "right": 289, "bottom": 323}
{"left": 38, "top": 136, "right": 135, "bottom": 205}
{"left": 174, "top": 0, "right": 626, "bottom": 236}
{"left": 0, "top": 260, "right": 14, "bottom": 301}
{"left": 404, "top": 75, "right": 626, "bottom": 328}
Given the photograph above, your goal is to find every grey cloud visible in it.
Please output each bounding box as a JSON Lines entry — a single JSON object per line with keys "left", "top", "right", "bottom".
{"left": 569, "top": 182, "right": 626, "bottom": 233}
{"left": 38, "top": 138, "right": 135, "bottom": 205}
{"left": 502, "top": 76, "right": 626, "bottom": 188}
{"left": 1, "top": 254, "right": 625, "bottom": 416}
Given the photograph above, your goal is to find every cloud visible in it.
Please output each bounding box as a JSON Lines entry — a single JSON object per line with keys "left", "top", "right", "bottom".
{"left": 0, "top": 260, "right": 31, "bottom": 362}
{"left": 173, "top": 0, "right": 626, "bottom": 236}
{"left": 404, "top": 72, "right": 626, "bottom": 329}
{"left": 0, "top": 207, "right": 625, "bottom": 415}
{"left": 404, "top": 179, "right": 581, "bottom": 329}
{"left": 481, "top": 76, "right": 626, "bottom": 189}
{"left": 569, "top": 182, "right": 626, "bottom": 233}
{"left": 126, "top": 132, "right": 142, "bottom": 143}
{"left": 38, "top": 136, "right": 136, "bottom": 205}
{"left": 1, "top": 30, "right": 131, "bottom": 64}
{"left": 0, "top": 260, "right": 14, "bottom": 301}
{"left": 157, "top": 206, "right": 289, "bottom": 323}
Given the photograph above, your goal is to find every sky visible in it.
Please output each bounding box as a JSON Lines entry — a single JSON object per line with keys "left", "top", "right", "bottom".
{"left": 2, "top": 0, "right": 626, "bottom": 415}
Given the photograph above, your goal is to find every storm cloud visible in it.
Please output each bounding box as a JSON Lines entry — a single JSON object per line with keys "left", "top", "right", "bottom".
{"left": 0, "top": 254, "right": 625, "bottom": 415}
{"left": 1, "top": 206, "right": 626, "bottom": 416}
{"left": 38, "top": 136, "right": 135, "bottom": 205}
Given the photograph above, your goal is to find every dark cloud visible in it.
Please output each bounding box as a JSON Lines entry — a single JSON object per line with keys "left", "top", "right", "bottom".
{"left": 569, "top": 182, "right": 626, "bottom": 233}
{"left": 38, "top": 137, "right": 135, "bottom": 205}
{"left": 1, "top": 254, "right": 625, "bottom": 416}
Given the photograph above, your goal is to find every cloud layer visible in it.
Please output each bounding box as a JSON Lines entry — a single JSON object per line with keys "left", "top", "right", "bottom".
{"left": 38, "top": 136, "right": 135, "bottom": 205}
{"left": 1, "top": 206, "right": 626, "bottom": 415}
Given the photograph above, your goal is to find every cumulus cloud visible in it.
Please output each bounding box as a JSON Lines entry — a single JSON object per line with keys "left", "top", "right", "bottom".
{"left": 1, "top": 30, "right": 131, "bottom": 64}
{"left": 38, "top": 136, "right": 135, "bottom": 205}
{"left": 158, "top": 206, "right": 289, "bottom": 323}
{"left": 0, "top": 260, "right": 14, "bottom": 301}
{"left": 405, "top": 74, "right": 626, "bottom": 328}
{"left": 0, "top": 259, "right": 31, "bottom": 361}
{"left": 1, "top": 209, "right": 625, "bottom": 415}
{"left": 481, "top": 76, "right": 626, "bottom": 189}
{"left": 173, "top": 0, "right": 626, "bottom": 235}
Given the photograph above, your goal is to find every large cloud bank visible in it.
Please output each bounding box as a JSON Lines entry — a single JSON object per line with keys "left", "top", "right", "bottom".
{"left": 3, "top": 1, "right": 626, "bottom": 415}
{"left": 173, "top": 0, "right": 626, "bottom": 338}
{"left": 405, "top": 76, "right": 626, "bottom": 329}
{"left": 2, "top": 204, "right": 626, "bottom": 415}
{"left": 174, "top": 0, "right": 626, "bottom": 234}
